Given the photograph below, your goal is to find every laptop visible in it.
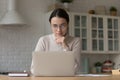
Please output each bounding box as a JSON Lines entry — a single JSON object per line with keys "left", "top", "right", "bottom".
{"left": 32, "top": 51, "right": 75, "bottom": 76}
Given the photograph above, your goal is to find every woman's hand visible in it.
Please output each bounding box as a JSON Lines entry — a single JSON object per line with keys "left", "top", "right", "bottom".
{"left": 55, "top": 35, "right": 65, "bottom": 44}
{"left": 55, "top": 35, "right": 68, "bottom": 48}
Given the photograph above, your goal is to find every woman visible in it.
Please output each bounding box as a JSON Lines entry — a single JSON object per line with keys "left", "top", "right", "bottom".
{"left": 31, "top": 8, "right": 81, "bottom": 74}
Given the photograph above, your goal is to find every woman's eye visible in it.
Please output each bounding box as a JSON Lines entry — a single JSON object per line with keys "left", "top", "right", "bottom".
{"left": 53, "top": 24, "right": 58, "bottom": 28}
{"left": 60, "top": 25, "right": 65, "bottom": 29}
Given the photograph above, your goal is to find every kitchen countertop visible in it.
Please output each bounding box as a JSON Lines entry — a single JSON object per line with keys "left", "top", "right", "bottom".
{"left": 0, "top": 74, "right": 120, "bottom": 80}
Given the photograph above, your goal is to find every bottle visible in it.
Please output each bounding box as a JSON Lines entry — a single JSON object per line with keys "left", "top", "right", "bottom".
{"left": 82, "top": 57, "right": 89, "bottom": 74}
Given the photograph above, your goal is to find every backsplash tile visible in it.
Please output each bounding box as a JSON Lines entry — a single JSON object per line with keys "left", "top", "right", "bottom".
{"left": 0, "top": 27, "right": 36, "bottom": 72}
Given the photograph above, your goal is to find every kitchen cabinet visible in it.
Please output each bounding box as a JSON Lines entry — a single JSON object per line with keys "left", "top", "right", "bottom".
{"left": 70, "top": 12, "right": 120, "bottom": 54}
{"left": 45, "top": 11, "right": 120, "bottom": 54}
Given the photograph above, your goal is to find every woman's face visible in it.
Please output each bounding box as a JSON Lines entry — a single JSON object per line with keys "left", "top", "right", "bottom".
{"left": 50, "top": 17, "right": 68, "bottom": 37}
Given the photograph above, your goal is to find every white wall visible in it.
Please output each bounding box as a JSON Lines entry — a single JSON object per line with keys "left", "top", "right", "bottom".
{"left": 0, "top": 0, "right": 120, "bottom": 72}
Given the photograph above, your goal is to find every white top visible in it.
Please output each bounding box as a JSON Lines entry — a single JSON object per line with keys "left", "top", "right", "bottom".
{"left": 31, "top": 34, "right": 81, "bottom": 74}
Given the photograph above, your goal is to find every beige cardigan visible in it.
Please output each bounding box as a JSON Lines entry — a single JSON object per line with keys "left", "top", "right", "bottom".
{"left": 31, "top": 34, "right": 81, "bottom": 74}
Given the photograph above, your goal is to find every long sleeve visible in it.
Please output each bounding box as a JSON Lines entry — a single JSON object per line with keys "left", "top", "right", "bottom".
{"left": 73, "top": 38, "right": 81, "bottom": 74}
{"left": 34, "top": 37, "right": 46, "bottom": 51}
{"left": 31, "top": 34, "right": 81, "bottom": 74}
{"left": 31, "top": 37, "right": 46, "bottom": 74}
{"left": 62, "top": 37, "right": 81, "bottom": 74}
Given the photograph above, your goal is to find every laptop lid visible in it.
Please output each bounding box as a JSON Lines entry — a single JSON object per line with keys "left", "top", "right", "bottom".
{"left": 32, "top": 51, "right": 75, "bottom": 76}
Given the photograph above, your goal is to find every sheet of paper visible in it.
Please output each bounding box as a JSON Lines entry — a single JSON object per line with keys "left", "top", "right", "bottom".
{"left": 75, "top": 74, "right": 111, "bottom": 77}
{"left": 8, "top": 72, "right": 29, "bottom": 77}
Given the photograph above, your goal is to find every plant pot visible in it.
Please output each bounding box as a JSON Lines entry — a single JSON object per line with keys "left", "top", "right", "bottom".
{"left": 110, "top": 11, "right": 117, "bottom": 16}
{"left": 63, "top": 2, "right": 69, "bottom": 11}
{"left": 88, "top": 10, "right": 95, "bottom": 14}
{"left": 96, "top": 66, "right": 102, "bottom": 73}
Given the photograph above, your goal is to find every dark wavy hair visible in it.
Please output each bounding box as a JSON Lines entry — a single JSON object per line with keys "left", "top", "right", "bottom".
{"left": 49, "top": 8, "right": 69, "bottom": 24}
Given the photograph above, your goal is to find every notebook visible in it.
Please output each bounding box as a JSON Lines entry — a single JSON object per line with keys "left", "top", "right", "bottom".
{"left": 32, "top": 51, "right": 75, "bottom": 76}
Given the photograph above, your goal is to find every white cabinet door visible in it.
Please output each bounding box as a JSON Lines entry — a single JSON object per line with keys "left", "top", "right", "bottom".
{"left": 69, "top": 13, "right": 90, "bottom": 53}
{"left": 89, "top": 15, "right": 105, "bottom": 53}
{"left": 106, "top": 16, "right": 120, "bottom": 54}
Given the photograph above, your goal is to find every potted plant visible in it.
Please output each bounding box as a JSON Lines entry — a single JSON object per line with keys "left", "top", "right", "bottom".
{"left": 109, "top": 6, "right": 117, "bottom": 16}
{"left": 94, "top": 62, "right": 102, "bottom": 67}
{"left": 58, "top": 0, "right": 73, "bottom": 3}
{"left": 94, "top": 62, "right": 102, "bottom": 73}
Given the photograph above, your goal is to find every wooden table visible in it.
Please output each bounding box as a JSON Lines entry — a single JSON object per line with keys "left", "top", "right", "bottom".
{"left": 0, "top": 75, "right": 120, "bottom": 80}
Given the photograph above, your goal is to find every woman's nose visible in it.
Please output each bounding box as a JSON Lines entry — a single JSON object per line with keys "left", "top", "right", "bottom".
{"left": 57, "top": 26, "right": 62, "bottom": 31}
